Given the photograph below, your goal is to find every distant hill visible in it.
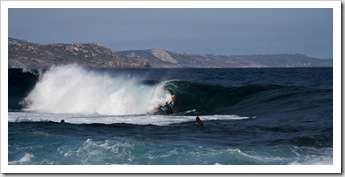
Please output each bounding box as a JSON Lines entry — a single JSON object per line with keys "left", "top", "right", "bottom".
{"left": 9, "top": 38, "right": 332, "bottom": 69}
{"left": 8, "top": 38, "right": 150, "bottom": 69}
{"left": 119, "top": 49, "right": 332, "bottom": 68}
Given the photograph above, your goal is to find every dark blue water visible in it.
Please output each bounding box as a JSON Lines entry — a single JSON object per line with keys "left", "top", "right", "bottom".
{"left": 8, "top": 66, "right": 333, "bottom": 165}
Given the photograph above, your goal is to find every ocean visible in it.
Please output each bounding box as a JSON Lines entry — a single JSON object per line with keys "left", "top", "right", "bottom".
{"left": 8, "top": 65, "right": 333, "bottom": 166}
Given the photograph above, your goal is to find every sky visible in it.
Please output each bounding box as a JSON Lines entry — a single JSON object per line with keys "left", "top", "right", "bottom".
{"left": 8, "top": 8, "right": 333, "bottom": 59}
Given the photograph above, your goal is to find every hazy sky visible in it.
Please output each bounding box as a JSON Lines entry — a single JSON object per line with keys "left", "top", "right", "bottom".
{"left": 9, "top": 8, "right": 333, "bottom": 58}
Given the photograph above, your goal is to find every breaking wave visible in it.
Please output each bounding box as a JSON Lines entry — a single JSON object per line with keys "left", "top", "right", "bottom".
{"left": 22, "top": 65, "right": 172, "bottom": 115}
{"left": 10, "top": 65, "right": 332, "bottom": 117}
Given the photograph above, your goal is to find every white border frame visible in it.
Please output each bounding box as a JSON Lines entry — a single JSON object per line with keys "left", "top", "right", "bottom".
{"left": 1, "top": 0, "right": 341, "bottom": 174}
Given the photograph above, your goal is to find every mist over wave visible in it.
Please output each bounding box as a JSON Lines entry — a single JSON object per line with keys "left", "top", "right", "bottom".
{"left": 23, "top": 65, "right": 172, "bottom": 115}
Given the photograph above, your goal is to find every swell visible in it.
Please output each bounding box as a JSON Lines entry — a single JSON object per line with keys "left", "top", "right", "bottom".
{"left": 9, "top": 119, "right": 333, "bottom": 150}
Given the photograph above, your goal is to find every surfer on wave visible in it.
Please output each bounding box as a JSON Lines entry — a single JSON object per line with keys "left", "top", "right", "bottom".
{"left": 161, "top": 94, "right": 175, "bottom": 114}
{"left": 162, "top": 101, "right": 174, "bottom": 114}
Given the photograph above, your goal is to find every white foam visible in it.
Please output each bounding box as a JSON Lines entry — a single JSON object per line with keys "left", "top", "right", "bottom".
{"left": 23, "top": 64, "right": 172, "bottom": 115}
{"left": 9, "top": 111, "right": 250, "bottom": 126}
{"left": 8, "top": 153, "right": 34, "bottom": 165}
{"left": 287, "top": 147, "right": 333, "bottom": 165}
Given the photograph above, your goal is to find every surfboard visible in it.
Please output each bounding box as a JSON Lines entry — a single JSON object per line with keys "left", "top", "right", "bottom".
{"left": 161, "top": 106, "right": 167, "bottom": 111}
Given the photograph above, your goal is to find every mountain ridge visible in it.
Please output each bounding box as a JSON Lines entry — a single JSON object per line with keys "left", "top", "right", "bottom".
{"left": 8, "top": 38, "right": 332, "bottom": 69}
{"left": 118, "top": 49, "right": 332, "bottom": 68}
{"left": 8, "top": 38, "right": 150, "bottom": 69}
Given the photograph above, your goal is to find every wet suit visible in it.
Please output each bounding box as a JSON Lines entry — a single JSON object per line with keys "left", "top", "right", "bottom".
{"left": 166, "top": 101, "right": 174, "bottom": 114}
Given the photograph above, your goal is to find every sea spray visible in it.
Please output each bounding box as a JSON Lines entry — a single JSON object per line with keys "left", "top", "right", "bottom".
{"left": 23, "top": 65, "right": 172, "bottom": 115}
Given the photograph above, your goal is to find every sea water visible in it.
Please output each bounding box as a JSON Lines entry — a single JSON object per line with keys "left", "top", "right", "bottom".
{"left": 8, "top": 65, "right": 333, "bottom": 165}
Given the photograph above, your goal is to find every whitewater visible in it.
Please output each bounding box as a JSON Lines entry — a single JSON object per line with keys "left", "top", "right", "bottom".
{"left": 23, "top": 64, "right": 172, "bottom": 115}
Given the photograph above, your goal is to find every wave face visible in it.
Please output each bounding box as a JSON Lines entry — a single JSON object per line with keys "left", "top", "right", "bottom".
{"left": 8, "top": 68, "right": 40, "bottom": 109}
{"left": 22, "top": 65, "right": 171, "bottom": 115}
{"left": 165, "top": 81, "right": 332, "bottom": 117}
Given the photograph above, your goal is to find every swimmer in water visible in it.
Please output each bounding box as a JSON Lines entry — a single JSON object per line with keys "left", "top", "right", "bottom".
{"left": 194, "top": 116, "right": 203, "bottom": 126}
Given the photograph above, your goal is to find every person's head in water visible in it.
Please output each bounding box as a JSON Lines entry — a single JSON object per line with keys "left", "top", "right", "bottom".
{"left": 60, "top": 119, "right": 65, "bottom": 123}
{"left": 195, "top": 116, "right": 203, "bottom": 126}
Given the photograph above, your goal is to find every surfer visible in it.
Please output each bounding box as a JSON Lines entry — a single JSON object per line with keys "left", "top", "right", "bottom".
{"left": 161, "top": 94, "right": 175, "bottom": 114}
{"left": 194, "top": 116, "right": 203, "bottom": 126}
{"left": 167, "top": 101, "right": 174, "bottom": 114}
